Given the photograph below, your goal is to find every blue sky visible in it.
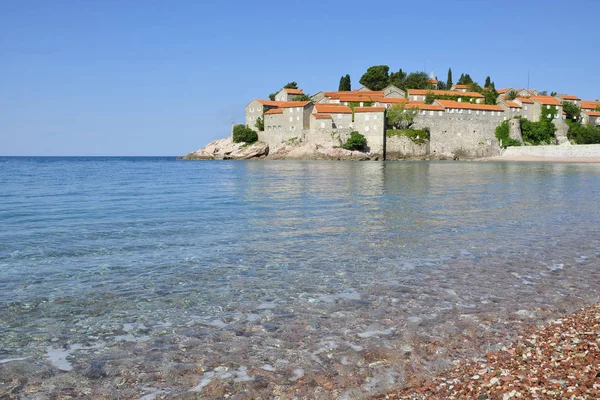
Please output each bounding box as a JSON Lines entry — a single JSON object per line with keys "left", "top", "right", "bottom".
{"left": 1, "top": 0, "right": 599, "bottom": 156}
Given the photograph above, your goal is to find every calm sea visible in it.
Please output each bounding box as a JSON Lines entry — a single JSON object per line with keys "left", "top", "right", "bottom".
{"left": 1, "top": 157, "right": 599, "bottom": 398}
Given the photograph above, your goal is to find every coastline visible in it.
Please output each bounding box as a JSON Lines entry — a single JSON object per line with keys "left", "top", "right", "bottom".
{"left": 481, "top": 155, "right": 600, "bottom": 163}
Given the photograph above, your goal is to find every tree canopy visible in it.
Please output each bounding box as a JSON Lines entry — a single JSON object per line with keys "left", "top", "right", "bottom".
{"left": 457, "top": 73, "right": 474, "bottom": 85}
{"left": 359, "top": 65, "right": 390, "bottom": 91}
{"left": 562, "top": 101, "right": 581, "bottom": 121}
{"left": 386, "top": 103, "right": 418, "bottom": 130}
{"left": 446, "top": 68, "right": 453, "bottom": 90}
{"left": 284, "top": 82, "right": 298, "bottom": 89}
{"left": 339, "top": 74, "right": 351, "bottom": 91}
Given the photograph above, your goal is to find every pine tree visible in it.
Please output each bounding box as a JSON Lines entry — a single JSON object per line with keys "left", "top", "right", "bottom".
{"left": 338, "top": 74, "right": 351, "bottom": 91}
{"left": 484, "top": 76, "right": 491, "bottom": 88}
{"left": 447, "top": 68, "right": 453, "bottom": 90}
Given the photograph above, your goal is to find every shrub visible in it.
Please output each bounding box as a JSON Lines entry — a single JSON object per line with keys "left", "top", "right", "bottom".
{"left": 562, "top": 101, "right": 581, "bottom": 122}
{"left": 255, "top": 117, "right": 264, "bottom": 131}
{"left": 386, "top": 128, "right": 430, "bottom": 144}
{"left": 520, "top": 118, "right": 555, "bottom": 145}
{"left": 232, "top": 124, "right": 258, "bottom": 144}
{"left": 424, "top": 91, "right": 435, "bottom": 104}
{"left": 342, "top": 131, "right": 367, "bottom": 151}
{"left": 566, "top": 120, "right": 600, "bottom": 144}
{"left": 495, "top": 120, "right": 521, "bottom": 147}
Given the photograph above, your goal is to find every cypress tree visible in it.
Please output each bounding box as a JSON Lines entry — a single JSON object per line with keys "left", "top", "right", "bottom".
{"left": 447, "top": 68, "right": 453, "bottom": 90}
{"left": 484, "top": 76, "right": 491, "bottom": 88}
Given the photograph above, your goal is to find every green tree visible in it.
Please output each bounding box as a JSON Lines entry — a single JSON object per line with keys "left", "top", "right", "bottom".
{"left": 446, "top": 68, "right": 453, "bottom": 90}
{"left": 386, "top": 103, "right": 418, "bottom": 130}
{"left": 342, "top": 131, "right": 367, "bottom": 151}
{"left": 495, "top": 120, "right": 521, "bottom": 147}
{"left": 404, "top": 72, "right": 428, "bottom": 89}
{"left": 538, "top": 90, "right": 548, "bottom": 96}
{"left": 484, "top": 76, "right": 491, "bottom": 88}
{"left": 566, "top": 120, "right": 600, "bottom": 144}
{"left": 424, "top": 91, "right": 435, "bottom": 104}
{"left": 505, "top": 89, "right": 518, "bottom": 100}
{"left": 389, "top": 69, "right": 407, "bottom": 89}
{"left": 338, "top": 74, "right": 351, "bottom": 91}
{"left": 255, "top": 117, "right": 264, "bottom": 131}
{"left": 268, "top": 93, "right": 277, "bottom": 101}
{"left": 520, "top": 118, "right": 556, "bottom": 145}
{"left": 457, "top": 73, "right": 473, "bottom": 85}
{"left": 562, "top": 101, "right": 581, "bottom": 122}
{"left": 359, "top": 65, "right": 390, "bottom": 91}
{"left": 233, "top": 124, "right": 258, "bottom": 144}
{"left": 284, "top": 82, "right": 298, "bottom": 89}
{"left": 596, "top": 105, "right": 600, "bottom": 112}
{"left": 293, "top": 94, "right": 312, "bottom": 101}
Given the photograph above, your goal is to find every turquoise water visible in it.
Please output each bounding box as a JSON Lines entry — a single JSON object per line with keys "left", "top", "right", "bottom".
{"left": 1, "top": 157, "right": 600, "bottom": 398}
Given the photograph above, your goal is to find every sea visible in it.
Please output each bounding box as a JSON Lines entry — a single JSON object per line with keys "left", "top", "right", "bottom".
{"left": 1, "top": 156, "right": 599, "bottom": 399}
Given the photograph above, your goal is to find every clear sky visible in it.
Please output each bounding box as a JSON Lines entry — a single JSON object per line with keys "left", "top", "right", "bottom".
{"left": 1, "top": 0, "right": 599, "bottom": 156}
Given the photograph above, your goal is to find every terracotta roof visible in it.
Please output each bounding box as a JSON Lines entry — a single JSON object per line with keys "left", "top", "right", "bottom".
{"left": 265, "top": 109, "right": 283, "bottom": 115}
{"left": 408, "top": 89, "right": 484, "bottom": 98}
{"left": 277, "top": 101, "right": 311, "bottom": 108}
{"left": 583, "top": 111, "right": 600, "bottom": 117}
{"left": 556, "top": 94, "right": 581, "bottom": 101}
{"left": 255, "top": 99, "right": 284, "bottom": 107}
{"left": 497, "top": 88, "right": 511, "bottom": 94}
{"left": 502, "top": 101, "right": 522, "bottom": 108}
{"left": 514, "top": 88, "right": 526, "bottom": 93}
{"left": 338, "top": 95, "right": 384, "bottom": 102}
{"left": 426, "top": 79, "right": 438, "bottom": 84}
{"left": 313, "top": 104, "right": 353, "bottom": 114}
{"left": 435, "top": 100, "right": 504, "bottom": 111}
{"left": 312, "top": 113, "right": 332, "bottom": 119}
{"left": 405, "top": 101, "right": 445, "bottom": 111}
{"left": 354, "top": 107, "right": 386, "bottom": 113}
{"left": 453, "top": 84, "right": 470, "bottom": 89}
{"left": 581, "top": 101, "right": 600, "bottom": 110}
{"left": 516, "top": 97, "right": 534, "bottom": 104}
{"left": 283, "top": 88, "right": 304, "bottom": 95}
{"left": 530, "top": 96, "right": 562, "bottom": 106}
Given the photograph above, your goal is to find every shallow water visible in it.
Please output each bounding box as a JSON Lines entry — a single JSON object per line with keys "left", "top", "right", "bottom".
{"left": 1, "top": 157, "right": 599, "bottom": 398}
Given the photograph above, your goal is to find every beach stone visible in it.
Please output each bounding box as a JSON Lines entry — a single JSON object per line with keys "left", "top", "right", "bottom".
{"left": 181, "top": 137, "right": 269, "bottom": 160}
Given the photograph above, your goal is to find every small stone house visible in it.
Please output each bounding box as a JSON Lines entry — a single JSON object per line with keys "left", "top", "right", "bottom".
{"left": 529, "top": 96, "right": 563, "bottom": 122}
{"left": 581, "top": 100, "right": 600, "bottom": 112}
{"left": 581, "top": 110, "right": 600, "bottom": 126}
{"left": 514, "top": 97, "right": 534, "bottom": 120}
{"left": 353, "top": 107, "right": 386, "bottom": 152}
{"left": 245, "top": 99, "right": 281, "bottom": 129}
{"left": 313, "top": 104, "right": 353, "bottom": 129}
{"left": 450, "top": 84, "right": 470, "bottom": 92}
{"left": 408, "top": 89, "right": 484, "bottom": 103}
{"left": 277, "top": 101, "right": 314, "bottom": 133}
{"left": 499, "top": 101, "right": 523, "bottom": 119}
{"left": 383, "top": 85, "right": 406, "bottom": 98}
{"left": 554, "top": 94, "right": 581, "bottom": 107}
{"left": 275, "top": 88, "right": 305, "bottom": 102}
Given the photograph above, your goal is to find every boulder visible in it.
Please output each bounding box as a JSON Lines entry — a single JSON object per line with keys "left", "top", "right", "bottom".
{"left": 181, "top": 137, "right": 269, "bottom": 160}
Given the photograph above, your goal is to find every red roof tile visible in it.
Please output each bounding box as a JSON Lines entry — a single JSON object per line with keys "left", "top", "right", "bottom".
{"left": 313, "top": 104, "right": 353, "bottom": 114}
{"left": 584, "top": 111, "right": 600, "bottom": 117}
{"left": 324, "top": 91, "right": 384, "bottom": 99}
{"left": 497, "top": 88, "right": 511, "bottom": 94}
{"left": 283, "top": 88, "right": 304, "bottom": 95}
{"left": 277, "top": 101, "right": 311, "bottom": 108}
{"left": 581, "top": 101, "right": 600, "bottom": 110}
{"left": 516, "top": 97, "right": 534, "bottom": 104}
{"left": 312, "top": 113, "right": 332, "bottom": 119}
{"left": 502, "top": 101, "right": 522, "bottom": 108}
{"left": 408, "top": 89, "right": 484, "bottom": 98}
{"left": 530, "top": 96, "right": 562, "bottom": 106}
{"left": 378, "top": 98, "right": 409, "bottom": 104}
{"left": 435, "top": 100, "right": 504, "bottom": 111}
{"left": 406, "top": 101, "right": 445, "bottom": 111}
{"left": 354, "top": 107, "right": 386, "bottom": 113}
{"left": 265, "top": 109, "right": 283, "bottom": 115}
{"left": 556, "top": 94, "right": 581, "bottom": 101}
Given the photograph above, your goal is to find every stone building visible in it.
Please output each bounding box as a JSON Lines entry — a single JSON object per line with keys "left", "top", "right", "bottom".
{"left": 274, "top": 88, "right": 306, "bottom": 102}
{"left": 581, "top": 100, "right": 600, "bottom": 112}
{"left": 313, "top": 104, "right": 353, "bottom": 129}
{"left": 450, "top": 84, "right": 470, "bottom": 92}
{"left": 245, "top": 99, "right": 280, "bottom": 129}
{"left": 408, "top": 89, "right": 484, "bottom": 103}
{"left": 554, "top": 94, "right": 581, "bottom": 107}
{"left": 383, "top": 85, "right": 406, "bottom": 98}
{"left": 529, "top": 96, "right": 563, "bottom": 122}
{"left": 352, "top": 107, "right": 386, "bottom": 152}
{"left": 499, "top": 101, "right": 523, "bottom": 119}
{"left": 514, "top": 97, "right": 535, "bottom": 120}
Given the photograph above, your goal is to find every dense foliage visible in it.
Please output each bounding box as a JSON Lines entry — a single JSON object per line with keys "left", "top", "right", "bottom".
{"left": 359, "top": 65, "right": 390, "bottom": 91}
{"left": 562, "top": 101, "right": 581, "bottom": 122}
{"left": 494, "top": 120, "right": 521, "bottom": 147}
{"left": 520, "top": 118, "right": 556, "bottom": 145}
{"left": 293, "top": 94, "right": 312, "bottom": 101}
{"left": 424, "top": 91, "right": 435, "bottom": 104}
{"left": 505, "top": 90, "right": 518, "bottom": 100}
{"left": 269, "top": 82, "right": 300, "bottom": 100}
{"left": 338, "top": 74, "right": 351, "bottom": 91}
{"left": 386, "top": 128, "right": 430, "bottom": 144}
{"left": 255, "top": 117, "right": 264, "bottom": 131}
{"left": 457, "top": 73, "right": 474, "bottom": 85}
{"left": 566, "top": 120, "right": 600, "bottom": 144}
{"left": 341, "top": 131, "right": 367, "bottom": 151}
{"left": 386, "top": 103, "right": 418, "bottom": 129}
{"left": 232, "top": 124, "right": 258, "bottom": 144}
{"left": 446, "top": 68, "right": 453, "bottom": 91}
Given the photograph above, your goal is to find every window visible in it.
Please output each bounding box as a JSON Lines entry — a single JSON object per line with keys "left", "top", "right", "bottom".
{"left": 373, "top": 115, "right": 378, "bottom": 120}
{"left": 296, "top": 107, "right": 301, "bottom": 112}
{"left": 320, "top": 122, "right": 325, "bottom": 128}
{"left": 292, "top": 126, "right": 296, "bottom": 131}
{"left": 250, "top": 116, "right": 254, "bottom": 121}
{"left": 438, "top": 111, "right": 443, "bottom": 116}
{"left": 250, "top": 108, "right": 254, "bottom": 112}
{"left": 289, "top": 117, "right": 293, "bottom": 122}
{"left": 482, "top": 111, "right": 486, "bottom": 116}
{"left": 468, "top": 109, "right": 472, "bottom": 114}
{"left": 297, "top": 116, "right": 300, "bottom": 121}
{"left": 337, "top": 114, "right": 342, "bottom": 119}
{"left": 476, "top": 110, "right": 480, "bottom": 115}
{"left": 429, "top": 111, "right": 433, "bottom": 116}
{"left": 547, "top": 114, "right": 551, "bottom": 118}
{"left": 365, "top": 115, "right": 370, "bottom": 121}
{"left": 365, "top": 126, "right": 370, "bottom": 132}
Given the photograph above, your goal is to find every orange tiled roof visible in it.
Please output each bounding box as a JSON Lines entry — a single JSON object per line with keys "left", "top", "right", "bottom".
{"left": 312, "top": 113, "right": 332, "bottom": 119}
{"left": 514, "top": 88, "right": 526, "bottom": 93}
{"left": 283, "top": 88, "right": 304, "bottom": 95}
{"left": 516, "top": 97, "right": 534, "bottom": 104}
{"left": 325, "top": 91, "right": 384, "bottom": 99}
{"left": 581, "top": 101, "right": 600, "bottom": 110}
{"left": 497, "top": 88, "right": 511, "bottom": 94}
{"left": 426, "top": 79, "right": 438, "bottom": 84}
{"left": 406, "top": 101, "right": 445, "bottom": 111}
{"left": 256, "top": 99, "right": 284, "bottom": 107}
{"left": 337, "top": 94, "right": 384, "bottom": 102}
{"left": 408, "top": 89, "right": 484, "bottom": 98}
{"left": 584, "top": 111, "right": 600, "bottom": 117}
{"left": 313, "top": 104, "right": 353, "bottom": 114}
{"left": 435, "top": 100, "right": 504, "bottom": 111}
{"left": 354, "top": 107, "right": 386, "bottom": 113}
{"left": 453, "top": 84, "right": 470, "bottom": 89}
{"left": 277, "top": 101, "right": 311, "bottom": 108}
{"left": 530, "top": 96, "right": 562, "bottom": 106}
{"left": 265, "top": 109, "right": 283, "bottom": 115}
{"left": 557, "top": 94, "right": 581, "bottom": 101}
{"left": 503, "top": 101, "right": 522, "bottom": 108}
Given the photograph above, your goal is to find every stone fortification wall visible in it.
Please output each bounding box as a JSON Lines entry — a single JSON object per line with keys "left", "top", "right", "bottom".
{"left": 501, "top": 144, "right": 600, "bottom": 158}
{"left": 258, "top": 130, "right": 302, "bottom": 149}
{"left": 386, "top": 135, "right": 428, "bottom": 159}
{"left": 414, "top": 113, "right": 503, "bottom": 158}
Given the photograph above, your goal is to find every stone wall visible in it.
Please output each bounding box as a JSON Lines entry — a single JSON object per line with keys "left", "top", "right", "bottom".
{"left": 352, "top": 111, "right": 385, "bottom": 154}
{"left": 413, "top": 113, "right": 503, "bottom": 158}
{"left": 258, "top": 130, "right": 301, "bottom": 149}
{"left": 245, "top": 99, "right": 264, "bottom": 128}
{"left": 501, "top": 144, "right": 600, "bottom": 158}
{"left": 385, "top": 135, "right": 428, "bottom": 159}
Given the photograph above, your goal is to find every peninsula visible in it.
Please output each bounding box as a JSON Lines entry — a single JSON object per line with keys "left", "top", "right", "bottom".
{"left": 181, "top": 66, "right": 600, "bottom": 161}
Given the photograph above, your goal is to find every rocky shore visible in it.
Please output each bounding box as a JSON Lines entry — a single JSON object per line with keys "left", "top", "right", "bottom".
{"left": 376, "top": 302, "right": 600, "bottom": 399}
